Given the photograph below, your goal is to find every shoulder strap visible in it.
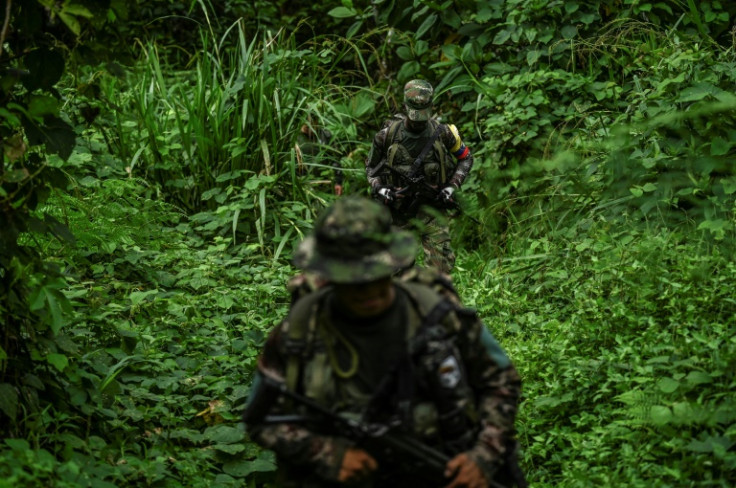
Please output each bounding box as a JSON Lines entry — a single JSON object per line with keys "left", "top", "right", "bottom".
{"left": 408, "top": 120, "right": 443, "bottom": 180}
{"left": 386, "top": 118, "right": 403, "bottom": 168}
{"left": 283, "top": 287, "right": 331, "bottom": 392}
{"left": 387, "top": 118, "right": 403, "bottom": 145}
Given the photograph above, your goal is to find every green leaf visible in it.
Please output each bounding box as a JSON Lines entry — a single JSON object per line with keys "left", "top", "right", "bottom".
{"left": 526, "top": 50, "right": 541, "bottom": 66}
{"left": 222, "top": 452, "right": 276, "bottom": 478}
{"left": 204, "top": 425, "right": 244, "bottom": 444}
{"left": 213, "top": 443, "right": 246, "bottom": 454}
{"left": 721, "top": 177, "right": 736, "bottom": 195}
{"left": 47, "top": 353, "right": 69, "bottom": 372}
{"left": 129, "top": 289, "right": 159, "bottom": 306}
{"left": 657, "top": 377, "right": 680, "bottom": 393}
{"left": 3, "top": 169, "right": 29, "bottom": 183}
{"left": 687, "top": 436, "right": 733, "bottom": 453}
{"left": 677, "top": 83, "right": 719, "bottom": 102}
{"left": 396, "top": 46, "right": 414, "bottom": 61}
{"left": 710, "top": 137, "right": 732, "bottom": 156}
{"left": 416, "top": 14, "right": 438, "bottom": 39}
{"left": 493, "top": 29, "right": 511, "bottom": 45}
{"left": 649, "top": 405, "right": 672, "bottom": 425}
{"left": 641, "top": 183, "right": 657, "bottom": 192}
{"left": 62, "top": 4, "right": 94, "bottom": 18}
{"left": 328, "top": 7, "right": 357, "bottom": 18}
{"left": 397, "top": 61, "right": 420, "bottom": 81}
{"left": 698, "top": 219, "right": 729, "bottom": 233}
{"left": 29, "top": 279, "right": 69, "bottom": 334}
{"left": 0, "top": 107, "right": 20, "bottom": 126}
{"left": 58, "top": 11, "right": 81, "bottom": 36}
{"left": 5, "top": 438, "right": 29, "bottom": 451}
{"left": 561, "top": 25, "right": 578, "bottom": 39}
{"left": 0, "top": 384, "right": 18, "bottom": 420}
{"left": 346, "top": 19, "right": 363, "bottom": 39}
{"left": 686, "top": 371, "right": 712, "bottom": 386}
{"left": 22, "top": 115, "right": 76, "bottom": 160}
{"left": 28, "top": 95, "right": 59, "bottom": 117}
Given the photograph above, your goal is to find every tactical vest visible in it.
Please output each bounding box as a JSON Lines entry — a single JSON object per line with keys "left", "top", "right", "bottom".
{"left": 385, "top": 118, "right": 457, "bottom": 187}
{"left": 281, "top": 277, "right": 476, "bottom": 442}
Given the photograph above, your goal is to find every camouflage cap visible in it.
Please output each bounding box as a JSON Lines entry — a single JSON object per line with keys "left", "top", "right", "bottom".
{"left": 293, "top": 196, "right": 417, "bottom": 283}
{"left": 403, "top": 79, "right": 433, "bottom": 122}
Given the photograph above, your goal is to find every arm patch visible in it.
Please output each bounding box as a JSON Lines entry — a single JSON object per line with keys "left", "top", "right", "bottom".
{"left": 448, "top": 124, "right": 469, "bottom": 159}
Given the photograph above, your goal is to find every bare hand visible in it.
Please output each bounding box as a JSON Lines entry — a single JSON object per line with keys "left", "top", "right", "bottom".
{"left": 338, "top": 447, "right": 378, "bottom": 483}
{"left": 444, "top": 453, "right": 488, "bottom": 488}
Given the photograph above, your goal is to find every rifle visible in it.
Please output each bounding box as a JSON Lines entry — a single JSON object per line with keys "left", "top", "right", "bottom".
{"left": 244, "top": 373, "right": 466, "bottom": 487}
{"left": 371, "top": 162, "right": 482, "bottom": 225}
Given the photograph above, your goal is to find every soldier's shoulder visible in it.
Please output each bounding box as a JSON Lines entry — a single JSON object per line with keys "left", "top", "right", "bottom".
{"left": 395, "top": 266, "right": 464, "bottom": 309}
{"left": 381, "top": 113, "right": 407, "bottom": 130}
{"left": 286, "top": 272, "right": 331, "bottom": 303}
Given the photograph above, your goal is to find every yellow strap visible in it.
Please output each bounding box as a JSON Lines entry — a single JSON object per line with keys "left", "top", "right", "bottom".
{"left": 318, "top": 319, "right": 359, "bottom": 379}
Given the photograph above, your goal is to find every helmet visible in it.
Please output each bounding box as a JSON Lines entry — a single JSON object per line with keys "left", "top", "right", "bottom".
{"left": 293, "top": 196, "right": 416, "bottom": 283}
{"left": 403, "top": 79, "right": 433, "bottom": 122}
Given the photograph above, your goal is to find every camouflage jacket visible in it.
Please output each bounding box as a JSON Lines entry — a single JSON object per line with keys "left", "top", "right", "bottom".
{"left": 245, "top": 278, "right": 521, "bottom": 487}
{"left": 365, "top": 117, "right": 473, "bottom": 196}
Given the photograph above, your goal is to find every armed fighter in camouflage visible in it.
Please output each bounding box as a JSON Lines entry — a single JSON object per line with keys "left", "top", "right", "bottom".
{"left": 365, "top": 80, "right": 474, "bottom": 274}
{"left": 244, "top": 196, "right": 525, "bottom": 488}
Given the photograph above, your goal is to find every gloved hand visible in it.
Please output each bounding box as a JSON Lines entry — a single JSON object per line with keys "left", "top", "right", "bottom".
{"left": 376, "top": 186, "right": 396, "bottom": 204}
{"left": 444, "top": 452, "right": 487, "bottom": 488}
{"left": 439, "top": 185, "right": 456, "bottom": 204}
{"left": 338, "top": 447, "right": 378, "bottom": 483}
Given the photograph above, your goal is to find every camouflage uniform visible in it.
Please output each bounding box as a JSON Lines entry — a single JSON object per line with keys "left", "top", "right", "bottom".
{"left": 244, "top": 197, "right": 522, "bottom": 488}
{"left": 365, "top": 80, "right": 474, "bottom": 274}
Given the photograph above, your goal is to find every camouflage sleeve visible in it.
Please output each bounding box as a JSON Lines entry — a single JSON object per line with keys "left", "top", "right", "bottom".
{"left": 244, "top": 324, "right": 353, "bottom": 482}
{"left": 441, "top": 124, "right": 474, "bottom": 188}
{"left": 454, "top": 310, "right": 521, "bottom": 479}
{"left": 365, "top": 128, "right": 390, "bottom": 191}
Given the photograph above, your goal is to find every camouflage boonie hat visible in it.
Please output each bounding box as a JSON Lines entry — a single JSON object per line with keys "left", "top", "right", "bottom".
{"left": 293, "top": 196, "right": 417, "bottom": 283}
{"left": 403, "top": 79, "right": 433, "bottom": 122}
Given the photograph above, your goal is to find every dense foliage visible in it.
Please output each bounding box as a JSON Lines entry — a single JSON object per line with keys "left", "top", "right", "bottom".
{"left": 1, "top": 0, "right": 735, "bottom": 486}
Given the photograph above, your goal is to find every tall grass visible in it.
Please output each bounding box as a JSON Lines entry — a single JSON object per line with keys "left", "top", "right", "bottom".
{"left": 126, "top": 24, "right": 307, "bottom": 211}
{"left": 117, "top": 20, "right": 372, "bottom": 215}
{"left": 96, "top": 20, "right": 387, "bottom": 260}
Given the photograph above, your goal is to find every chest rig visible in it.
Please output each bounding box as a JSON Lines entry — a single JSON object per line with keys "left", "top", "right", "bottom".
{"left": 280, "top": 278, "right": 478, "bottom": 450}
{"left": 385, "top": 119, "right": 455, "bottom": 187}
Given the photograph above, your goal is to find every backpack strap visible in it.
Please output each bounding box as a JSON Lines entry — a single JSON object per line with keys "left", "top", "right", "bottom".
{"left": 408, "top": 119, "right": 443, "bottom": 181}
{"left": 283, "top": 287, "right": 331, "bottom": 393}
{"left": 386, "top": 118, "right": 404, "bottom": 168}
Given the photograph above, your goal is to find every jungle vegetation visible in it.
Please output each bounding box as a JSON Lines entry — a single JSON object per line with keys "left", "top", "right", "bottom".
{"left": 1, "top": 0, "right": 735, "bottom": 486}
